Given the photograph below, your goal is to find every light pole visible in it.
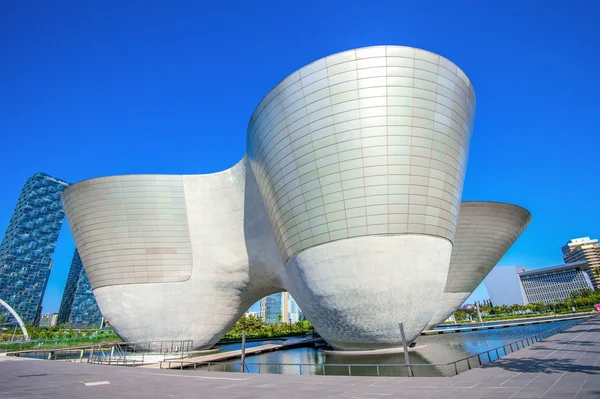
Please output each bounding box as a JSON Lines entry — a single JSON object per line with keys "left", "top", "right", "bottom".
{"left": 398, "top": 322, "right": 413, "bottom": 377}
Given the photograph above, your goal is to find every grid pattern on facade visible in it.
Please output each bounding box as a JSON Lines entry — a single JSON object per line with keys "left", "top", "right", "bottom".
{"left": 562, "top": 238, "right": 600, "bottom": 288}
{"left": 247, "top": 46, "right": 476, "bottom": 261}
{"left": 259, "top": 293, "right": 301, "bottom": 324}
{"left": 445, "top": 202, "right": 532, "bottom": 293}
{"left": 62, "top": 175, "right": 193, "bottom": 289}
{"left": 70, "top": 259, "right": 103, "bottom": 328}
{"left": 58, "top": 250, "right": 103, "bottom": 327}
{"left": 521, "top": 267, "right": 593, "bottom": 304}
{"left": 0, "top": 173, "right": 69, "bottom": 325}
{"left": 57, "top": 250, "right": 83, "bottom": 324}
{"left": 261, "top": 293, "right": 283, "bottom": 324}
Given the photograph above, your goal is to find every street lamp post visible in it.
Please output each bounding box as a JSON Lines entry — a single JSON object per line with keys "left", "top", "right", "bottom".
{"left": 398, "top": 322, "right": 413, "bottom": 377}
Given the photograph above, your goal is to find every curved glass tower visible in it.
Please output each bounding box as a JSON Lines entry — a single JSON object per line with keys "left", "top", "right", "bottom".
{"left": 0, "top": 173, "right": 69, "bottom": 325}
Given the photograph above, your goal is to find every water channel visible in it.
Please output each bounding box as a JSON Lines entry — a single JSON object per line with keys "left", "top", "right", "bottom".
{"left": 210, "top": 320, "right": 576, "bottom": 377}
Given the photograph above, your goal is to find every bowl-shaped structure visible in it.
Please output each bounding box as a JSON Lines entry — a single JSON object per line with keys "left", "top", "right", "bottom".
{"left": 61, "top": 45, "right": 528, "bottom": 351}
{"left": 427, "top": 202, "right": 532, "bottom": 328}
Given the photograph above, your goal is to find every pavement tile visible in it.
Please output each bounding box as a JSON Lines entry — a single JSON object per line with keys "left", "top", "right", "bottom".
{"left": 0, "top": 317, "right": 598, "bottom": 398}
{"left": 478, "top": 387, "right": 521, "bottom": 398}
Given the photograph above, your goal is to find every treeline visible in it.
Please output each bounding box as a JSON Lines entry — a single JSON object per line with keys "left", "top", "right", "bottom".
{"left": 223, "top": 315, "right": 313, "bottom": 340}
{"left": 0, "top": 322, "right": 118, "bottom": 342}
{"left": 454, "top": 289, "right": 600, "bottom": 322}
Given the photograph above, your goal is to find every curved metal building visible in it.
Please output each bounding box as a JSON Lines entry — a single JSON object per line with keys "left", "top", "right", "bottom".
{"left": 62, "top": 46, "right": 530, "bottom": 350}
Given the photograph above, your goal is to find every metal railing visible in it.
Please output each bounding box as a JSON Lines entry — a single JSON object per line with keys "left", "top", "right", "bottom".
{"left": 87, "top": 340, "right": 194, "bottom": 365}
{"left": 7, "top": 339, "right": 194, "bottom": 366}
{"left": 159, "top": 318, "right": 586, "bottom": 377}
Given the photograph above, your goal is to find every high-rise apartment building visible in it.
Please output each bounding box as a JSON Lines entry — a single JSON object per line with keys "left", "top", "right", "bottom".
{"left": 57, "top": 250, "right": 102, "bottom": 328}
{"left": 562, "top": 237, "right": 600, "bottom": 288}
{"left": 260, "top": 293, "right": 282, "bottom": 324}
{"left": 259, "top": 292, "right": 301, "bottom": 324}
{"left": 57, "top": 251, "right": 82, "bottom": 324}
{"left": 0, "top": 173, "right": 69, "bottom": 325}
{"left": 39, "top": 312, "right": 58, "bottom": 327}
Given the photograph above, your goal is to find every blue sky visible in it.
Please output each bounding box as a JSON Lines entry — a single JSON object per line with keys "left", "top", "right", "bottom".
{"left": 1, "top": 1, "right": 598, "bottom": 313}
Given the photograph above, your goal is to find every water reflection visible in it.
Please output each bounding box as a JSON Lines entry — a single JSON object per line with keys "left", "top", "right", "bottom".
{"left": 204, "top": 320, "right": 574, "bottom": 377}
{"left": 215, "top": 340, "right": 285, "bottom": 352}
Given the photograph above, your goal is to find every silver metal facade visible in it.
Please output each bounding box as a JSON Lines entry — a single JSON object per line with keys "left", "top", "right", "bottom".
{"left": 445, "top": 202, "right": 532, "bottom": 293}
{"left": 247, "top": 46, "right": 476, "bottom": 261}
{"left": 60, "top": 45, "right": 531, "bottom": 349}
{"left": 62, "top": 176, "right": 193, "bottom": 289}
{"left": 427, "top": 202, "right": 532, "bottom": 328}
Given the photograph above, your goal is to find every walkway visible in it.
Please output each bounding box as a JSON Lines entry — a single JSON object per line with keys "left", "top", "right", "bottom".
{"left": 1, "top": 317, "right": 598, "bottom": 398}
{"left": 141, "top": 337, "right": 323, "bottom": 369}
{"left": 421, "top": 314, "right": 593, "bottom": 335}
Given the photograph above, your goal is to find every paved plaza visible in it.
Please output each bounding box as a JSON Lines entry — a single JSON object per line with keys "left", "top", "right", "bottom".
{"left": 1, "top": 316, "right": 599, "bottom": 399}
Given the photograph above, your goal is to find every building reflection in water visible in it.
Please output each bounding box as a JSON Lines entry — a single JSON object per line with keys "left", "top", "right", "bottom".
{"left": 204, "top": 321, "right": 573, "bottom": 376}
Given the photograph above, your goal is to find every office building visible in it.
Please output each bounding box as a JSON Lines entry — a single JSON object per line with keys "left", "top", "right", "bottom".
{"left": 0, "top": 173, "right": 69, "bottom": 325}
{"left": 260, "top": 293, "right": 283, "bottom": 324}
{"left": 520, "top": 262, "right": 594, "bottom": 304}
{"left": 57, "top": 250, "right": 102, "bottom": 328}
{"left": 485, "top": 262, "right": 594, "bottom": 306}
{"left": 61, "top": 45, "right": 529, "bottom": 350}
{"left": 260, "top": 293, "right": 301, "bottom": 324}
{"left": 288, "top": 294, "right": 301, "bottom": 323}
{"left": 39, "top": 312, "right": 58, "bottom": 327}
{"left": 562, "top": 237, "right": 600, "bottom": 288}
{"left": 484, "top": 266, "right": 531, "bottom": 306}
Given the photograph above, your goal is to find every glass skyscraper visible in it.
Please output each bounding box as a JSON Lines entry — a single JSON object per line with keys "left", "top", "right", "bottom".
{"left": 259, "top": 292, "right": 302, "bottom": 324}
{"left": 0, "top": 173, "right": 69, "bottom": 325}
{"left": 57, "top": 250, "right": 103, "bottom": 328}
{"left": 260, "top": 293, "right": 282, "bottom": 324}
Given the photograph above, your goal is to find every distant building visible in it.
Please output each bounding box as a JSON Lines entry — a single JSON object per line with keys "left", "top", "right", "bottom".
{"left": 0, "top": 173, "right": 69, "bottom": 325}
{"left": 57, "top": 251, "right": 82, "bottom": 324}
{"left": 39, "top": 313, "right": 58, "bottom": 327}
{"left": 57, "top": 251, "right": 102, "bottom": 328}
{"left": 260, "top": 293, "right": 282, "bottom": 324}
{"left": 484, "top": 266, "right": 530, "bottom": 306}
{"left": 259, "top": 292, "right": 302, "bottom": 324}
{"left": 288, "top": 294, "right": 300, "bottom": 323}
{"left": 562, "top": 237, "right": 600, "bottom": 288}
{"left": 520, "top": 262, "right": 594, "bottom": 304}
{"left": 244, "top": 311, "right": 259, "bottom": 318}
{"left": 485, "top": 262, "right": 595, "bottom": 306}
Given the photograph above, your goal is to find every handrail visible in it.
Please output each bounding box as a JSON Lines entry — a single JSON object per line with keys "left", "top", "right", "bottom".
{"left": 159, "top": 316, "right": 590, "bottom": 376}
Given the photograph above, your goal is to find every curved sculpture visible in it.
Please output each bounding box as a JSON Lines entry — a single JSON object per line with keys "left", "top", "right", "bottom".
{"left": 0, "top": 298, "right": 29, "bottom": 340}
{"left": 427, "top": 202, "right": 532, "bottom": 328}
{"left": 63, "top": 160, "right": 285, "bottom": 347}
{"left": 62, "top": 45, "right": 529, "bottom": 351}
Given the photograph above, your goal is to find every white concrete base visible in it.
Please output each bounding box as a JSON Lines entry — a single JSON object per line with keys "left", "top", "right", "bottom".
{"left": 283, "top": 235, "right": 452, "bottom": 351}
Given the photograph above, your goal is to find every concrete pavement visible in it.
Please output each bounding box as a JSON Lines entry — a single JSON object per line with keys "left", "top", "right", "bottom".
{"left": 1, "top": 316, "right": 598, "bottom": 398}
